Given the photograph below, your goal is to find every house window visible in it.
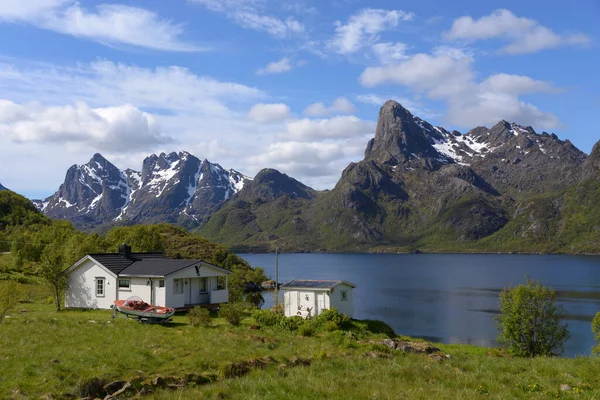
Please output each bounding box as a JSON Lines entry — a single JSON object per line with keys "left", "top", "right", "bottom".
{"left": 200, "top": 277, "right": 208, "bottom": 293}
{"left": 174, "top": 279, "right": 183, "bottom": 294}
{"left": 159, "top": 279, "right": 165, "bottom": 288}
{"left": 216, "top": 276, "right": 226, "bottom": 290}
{"left": 96, "top": 278, "right": 105, "bottom": 297}
{"left": 341, "top": 290, "right": 348, "bottom": 302}
{"left": 118, "top": 279, "right": 130, "bottom": 289}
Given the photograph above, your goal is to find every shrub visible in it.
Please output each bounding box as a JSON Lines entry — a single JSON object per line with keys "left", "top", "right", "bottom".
{"left": 322, "top": 321, "right": 339, "bottom": 332}
{"left": 0, "top": 281, "right": 18, "bottom": 323}
{"left": 496, "top": 276, "right": 569, "bottom": 357}
{"left": 592, "top": 312, "right": 600, "bottom": 354}
{"left": 219, "top": 302, "right": 248, "bottom": 326}
{"left": 252, "top": 309, "right": 283, "bottom": 327}
{"left": 298, "top": 321, "right": 316, "bottom": 337}
{"left": 314, "top": 308, "right": 351, "bottom": 330}
{"left": 188, "top": 306, "right": 212, "bottom": 327}
{"left": 277, "top": 315, "right": 304, "bottom": 331}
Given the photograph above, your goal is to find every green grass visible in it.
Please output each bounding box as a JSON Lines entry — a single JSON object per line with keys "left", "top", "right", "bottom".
{"left": 1, "top": 297, "right": 600, "bottom": 399}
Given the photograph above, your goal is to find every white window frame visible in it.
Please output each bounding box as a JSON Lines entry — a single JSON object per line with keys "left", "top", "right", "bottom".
{"left": 96, "top": 277, "right": 105, "bottom": 297}
{"left": 158, "top": 279, "right": 165, "bottom": 288}
{"left": 174, "top": 279, "right": 183, "bottom": 295}
{"left": 118, "top": 279, "right": 130, "bottom": 290}
{"left": 199, "top": 277, "right": 208, "bottom": 294}
{"left": 341, "top": 290, "right": 348, "bottom": 302}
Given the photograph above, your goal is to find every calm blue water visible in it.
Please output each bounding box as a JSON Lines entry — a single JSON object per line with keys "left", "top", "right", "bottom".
{"left": 238, "top": 253, "right": 600, "bottom": 357}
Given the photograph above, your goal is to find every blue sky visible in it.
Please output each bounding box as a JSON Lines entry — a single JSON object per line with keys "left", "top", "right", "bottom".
{"left": 0, "top": 0, "right": 597, "bottom": 198}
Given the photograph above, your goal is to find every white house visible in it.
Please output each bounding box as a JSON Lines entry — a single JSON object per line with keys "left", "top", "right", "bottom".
{"left": 280, "top": 280, "right": 356, "bottom": 318}
{"left": 63, "top": 245, "right": 232, "bottom": 310}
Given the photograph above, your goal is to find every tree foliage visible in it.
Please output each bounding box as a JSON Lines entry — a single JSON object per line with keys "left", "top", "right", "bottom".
{"left": 496, "top": 277, "right": 569, "bottom": 357}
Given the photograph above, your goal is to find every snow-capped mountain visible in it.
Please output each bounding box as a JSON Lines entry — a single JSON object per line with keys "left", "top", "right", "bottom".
{"left": 0, "top": 183, "right": 8, "bottom": 191}
{"left": 35, "top": 151, "right": 252, "bottom": 228}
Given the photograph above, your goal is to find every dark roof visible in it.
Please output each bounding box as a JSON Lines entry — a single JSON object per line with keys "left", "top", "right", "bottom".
{"left": 280, "top": 280, "right": 356, "bottom": 289}
{"left": 119, "top": 259, "right": 201, "bottom": 277}
{"left": 88, "top": 252, "right": 167, "bottom": 275}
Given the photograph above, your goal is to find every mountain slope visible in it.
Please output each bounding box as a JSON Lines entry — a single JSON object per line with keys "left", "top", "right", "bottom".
{"left": 198, "top": 100, "right": 596, "bottom": 252}
{"left": 34, "top": 151, "right": 251, "bottom": 230}
{"left": 0, "top": 183, "right": 7, "bottom": 191}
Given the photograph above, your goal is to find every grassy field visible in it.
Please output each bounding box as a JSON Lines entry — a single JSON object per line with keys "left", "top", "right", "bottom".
{"left": 1, "top": 294, "right": 600, "bottom": 399}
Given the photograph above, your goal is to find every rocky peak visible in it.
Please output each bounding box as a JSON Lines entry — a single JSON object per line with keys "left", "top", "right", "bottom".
{"left": 582, "top": 140, "right": 600, "bottom": 181}
{"left": 239, "top": 168, "right": 316, "bottom": 201}
{"left": 364, "top": 100, "right": 440, "bottom": 166}
{"left": 0, "top": 183, "right": 7, "bottom": 191}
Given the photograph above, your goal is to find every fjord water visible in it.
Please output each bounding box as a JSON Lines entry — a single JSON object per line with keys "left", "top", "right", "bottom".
{"left": 239, "top": 253, "right": 600, "bottom": 357}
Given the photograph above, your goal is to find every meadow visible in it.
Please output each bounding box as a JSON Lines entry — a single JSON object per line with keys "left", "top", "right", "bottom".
{"left": 1, "top": 284, "right": 600, "bottom": 399}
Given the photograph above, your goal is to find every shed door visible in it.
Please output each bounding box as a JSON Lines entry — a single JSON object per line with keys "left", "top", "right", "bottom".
{"left": 317, "top": 293, "right": 325, "bottom": 315}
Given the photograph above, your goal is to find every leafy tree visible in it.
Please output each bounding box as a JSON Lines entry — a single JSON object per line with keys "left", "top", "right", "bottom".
{"left": 592, "top": 312, "right": 600, "bottom": 354}
{"left": 0, "top": 281, "right": 18, "bottom": 323}
{"left": 39, "top": 245, "right": 68, "bottom": 311}
{"left": 496, "top": 276, "right": 569, "bottom": 357}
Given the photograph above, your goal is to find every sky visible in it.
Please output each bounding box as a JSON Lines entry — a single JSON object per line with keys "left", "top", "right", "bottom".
{"left": 0, "top": 0, "right": 598, "bottom": 199}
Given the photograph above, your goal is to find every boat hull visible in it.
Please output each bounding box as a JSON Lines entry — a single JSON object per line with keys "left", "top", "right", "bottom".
{"left": 113, "top": 299, "right": 175, "bottom": 322}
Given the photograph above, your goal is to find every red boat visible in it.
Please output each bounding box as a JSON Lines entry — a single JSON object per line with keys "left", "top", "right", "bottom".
{"left": 112, "top": 296, "right": 175, "bottom": 323}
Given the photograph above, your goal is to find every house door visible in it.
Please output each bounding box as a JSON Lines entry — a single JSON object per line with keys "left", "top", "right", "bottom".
{"left": 317, "top": 293, "right": 325, "bottom": 315}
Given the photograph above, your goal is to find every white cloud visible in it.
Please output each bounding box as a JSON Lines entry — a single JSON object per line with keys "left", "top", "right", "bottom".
{"left": 248, "top": 103, "right": 291, "bottom": 123}
{"left": 0, "top": 101, "right": 171, "bottom": 152}
{"left": 359, "top": 53, "right": 560, "bottom": 129}
{"left": 304, "top": 97, "right": 357, "bottom": 116}
{"left": 330, "top": 8, "right": 414, "bottom": 54}
{"left": 444, "top": 9, "right": 591, "bottom": 54}
{"left": 191, "top": 0, "right": 304, "bottom": 37}
{"left": 371, "top": 42, "right": 409, "bottom": 64}
{"left": 284, "top": 115, "right": 374, "bottom": 140}
{"left": 0, "top": 1, "right": 199, "bottom": 51}
{"left": 256, "top": 57, "right": 292, "bottom": 75}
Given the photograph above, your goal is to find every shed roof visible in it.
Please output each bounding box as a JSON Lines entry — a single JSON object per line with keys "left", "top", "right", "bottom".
{"left": 280, "top": 280, "right": 356, "bottom": 290}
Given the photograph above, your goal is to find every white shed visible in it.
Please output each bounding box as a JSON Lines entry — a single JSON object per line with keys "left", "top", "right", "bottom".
{"left": 280, "top": 280, "right": 356, "bottom": 318}
{"left": 63, "top": 245, "right": 232, "bottom": 310}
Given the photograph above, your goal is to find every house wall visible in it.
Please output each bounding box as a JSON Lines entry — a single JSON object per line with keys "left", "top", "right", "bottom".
{"left": 65, "top": 259, "right": 116, "bottom": 309}
{"left": 165, "top": 264, "right": 230, "bottom": 308}
{"left": 330, "top": 284, "right": 354, "bottom": 318}
{"left": 117, "top": 277, "right": 153, "bottom": 304}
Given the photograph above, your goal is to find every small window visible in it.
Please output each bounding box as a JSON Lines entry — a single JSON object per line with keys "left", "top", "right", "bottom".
{"left": 174, "top": 279, "right": 183, "bottom": 294}
{"left": 341, "top": 290, "right": 348, "bottom": 302}
{"left": 118, "top": 279, "right": 130, "bottom": 289}
{"left": 158, "top": 279, "right": 165, "bottom": 288}
{"left": 96, "top": 278, "right": 105, "bottom": 297}
{"left": 200, "top": 277, "right": 208, "bottom": 293}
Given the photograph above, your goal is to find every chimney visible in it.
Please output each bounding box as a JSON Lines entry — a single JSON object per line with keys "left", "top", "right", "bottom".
{"left": 119, "top": 243, "right": 132, "bottom": 259}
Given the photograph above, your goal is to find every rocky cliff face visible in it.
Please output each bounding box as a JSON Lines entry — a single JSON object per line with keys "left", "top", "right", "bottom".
{"left": 35, "top": 151, "right": 251, "bottom": 229}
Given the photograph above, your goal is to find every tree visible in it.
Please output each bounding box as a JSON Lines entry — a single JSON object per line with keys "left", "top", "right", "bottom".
{"left": 39, "top": 245, "right": 68, "bottom": 311}
{"left": 0, "top": 281, "right": 18, "bottom": 323}
{"left": 592, "top": 312, "right": 600, "bottom": 354}
{"left": 496, "top": 276, "right": 569, "bottom": 357}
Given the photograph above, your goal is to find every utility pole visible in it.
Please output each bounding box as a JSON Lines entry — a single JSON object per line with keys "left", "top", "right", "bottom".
{"left": 275, "top": 247, "right": 279, "bottom": 306}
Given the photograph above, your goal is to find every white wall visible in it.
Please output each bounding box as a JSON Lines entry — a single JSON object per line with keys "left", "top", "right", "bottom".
{"left": 283, "top": 284, "right": 354, "bottom": 318}
{"left": 117, "top": 277, "right": 152, "bottom": 304}
{"left": 65, "top": 259, "right": 116, "bottom": 309}
{"left": 330, "top": 284, "right": 354, "bottom": 318}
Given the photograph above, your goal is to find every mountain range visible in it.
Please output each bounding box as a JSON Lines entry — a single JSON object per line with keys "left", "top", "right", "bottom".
{"left": 25, "top": 100, "right": 600, "bottom": 253}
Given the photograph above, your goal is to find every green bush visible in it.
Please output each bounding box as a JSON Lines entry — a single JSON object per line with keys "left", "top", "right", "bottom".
{"left": 252, "top": 309, "right": 283, "bottom": 327}
{"left": 314, "top": 308, "right": 351, "bottom": 330}
{"left": 496, "top": 276, "right": 569, "bottom": 357}
{"left": 188, "top": 306, "right": 212, "bottom": 327}
{"left": 219, "top": 302, "right": 248, "bottom": 326}
{"left": 298, "top": 321, "right": 315, "bottom": 337}
{"left": 277, "top": 315, "right": 304, "bottom": 331}
{"left": 592, "top": 312, "right": 600, "bottom": 354}
{"left": 322, "top": 321, "right": 339, "bottom": 332}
